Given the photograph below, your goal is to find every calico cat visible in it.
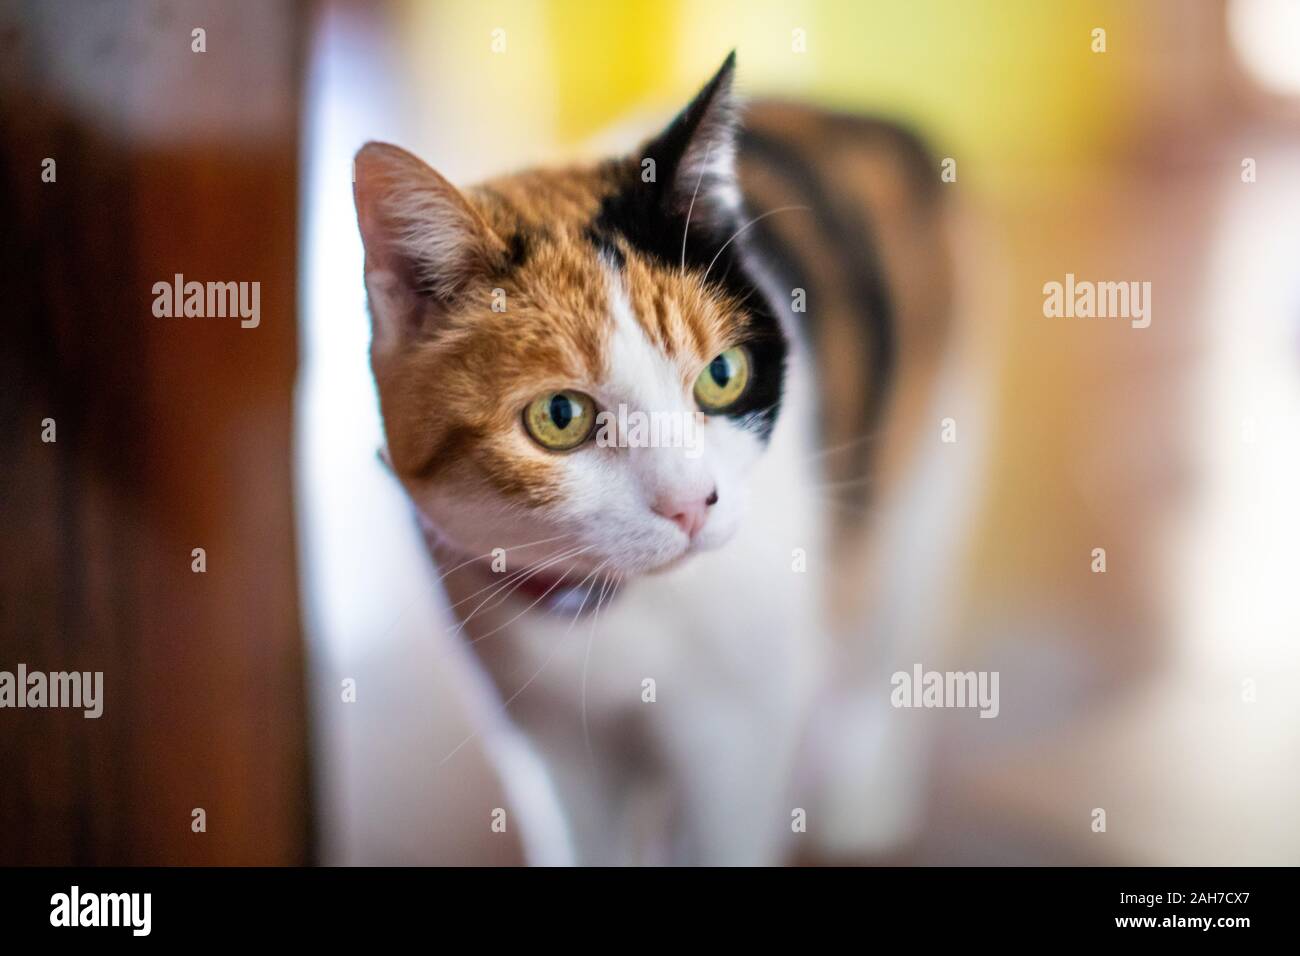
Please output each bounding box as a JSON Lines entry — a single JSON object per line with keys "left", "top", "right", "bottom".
{"left": 352, "top": 53, "right": 955, "bottom": 865}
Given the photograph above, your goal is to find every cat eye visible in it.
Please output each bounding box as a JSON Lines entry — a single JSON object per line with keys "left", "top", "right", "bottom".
{"left": 693, "top": 346, "right": 751, "bottom": 413}
{"left": 523, "top": 390, "right": 597, "bottom": 451}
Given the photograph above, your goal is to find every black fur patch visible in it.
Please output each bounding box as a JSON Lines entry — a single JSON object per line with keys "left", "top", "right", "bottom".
{"left": 506, "top": 229, "right": 531, "bottom": 269}
{"left": 588, "top": 54, "right": 787, "bottom": 443}
{"left": 583, "top": 225, "right": 625, "bottom": 269}
{"left": 591, "top": 171, "right": 787, "bottom": 443}
{"left": 738, "top": 125, "right": 895, "bottom": 433}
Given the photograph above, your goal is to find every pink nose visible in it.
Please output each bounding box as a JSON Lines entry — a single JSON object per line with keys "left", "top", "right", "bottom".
{"left": 653, "top": 488, "right": 718, "bottom": 539}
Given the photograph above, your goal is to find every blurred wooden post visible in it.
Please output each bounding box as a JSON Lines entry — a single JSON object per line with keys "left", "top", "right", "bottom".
{"left": 0, "top": 0, "right": 311, "bottom": 864}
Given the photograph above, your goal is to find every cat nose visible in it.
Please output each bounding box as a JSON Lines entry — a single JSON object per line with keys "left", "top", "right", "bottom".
{"left": 653, "top": 487, "right": 718, "bottom": 539}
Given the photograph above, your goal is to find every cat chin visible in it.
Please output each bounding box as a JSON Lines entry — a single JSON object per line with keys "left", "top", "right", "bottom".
{"left": 637, "top": 532, "right": 733, "bottom": 576}
{"left": 642, "top": 551, "right": 693, "bottom": 576}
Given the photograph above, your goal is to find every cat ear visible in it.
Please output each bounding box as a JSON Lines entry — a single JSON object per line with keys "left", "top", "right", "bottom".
{"left": 352, "top": 142, "right": 505, "bottom": 351}
{"left": 642, "top": 51, "right": 742, "bottom": 228}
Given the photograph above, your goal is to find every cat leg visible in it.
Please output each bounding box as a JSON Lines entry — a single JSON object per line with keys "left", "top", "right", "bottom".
{"left": 479, "top": 719, "right": 577, "bottom": 867}
{"left": 808, "top": 360, "right": 982, "bottom": 858}
{"left": 518, "top": 719, "right": 649, "bottom": 866}
{"left": 660, "top": 702, "right": 800, "bottom": 866}
{"left": 804, "top": 687, "right": 929, "bottom": 857}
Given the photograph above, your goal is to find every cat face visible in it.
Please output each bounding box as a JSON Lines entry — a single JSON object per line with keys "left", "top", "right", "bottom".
{"left": 353, "top": 54, "right": 787, "bottom": 580}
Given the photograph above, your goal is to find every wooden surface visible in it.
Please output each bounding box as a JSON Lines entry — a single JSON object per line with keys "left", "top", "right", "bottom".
{"left": 0, "top": 0, "right": 310, "bottom": 864}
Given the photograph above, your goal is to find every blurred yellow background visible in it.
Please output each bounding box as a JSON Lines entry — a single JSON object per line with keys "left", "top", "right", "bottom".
{"left": 395, "top": 0, "right": 1170, "bottom": 183}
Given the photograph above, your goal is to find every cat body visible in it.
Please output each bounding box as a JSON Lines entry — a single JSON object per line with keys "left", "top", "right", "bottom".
{"left": 353, "top": 54, "right": 954, "bottom": 865}
{"left": 439, "top": 345, "right": 824, "bottom": 865}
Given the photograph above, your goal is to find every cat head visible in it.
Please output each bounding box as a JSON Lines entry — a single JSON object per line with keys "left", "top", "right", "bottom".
{"left": 353, "top": 53, "right": 788, "bottom": 582}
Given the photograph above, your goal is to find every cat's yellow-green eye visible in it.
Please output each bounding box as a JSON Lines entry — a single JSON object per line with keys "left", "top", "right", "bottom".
{"left": 523, "top": 390, "right": 596, "bottom": 451}
{"left": 693, "top": 346, "right": 751, "bottom": 413}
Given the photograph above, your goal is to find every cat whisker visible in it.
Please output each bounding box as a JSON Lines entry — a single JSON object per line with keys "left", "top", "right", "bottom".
{"left": 581, "top": 571, "right": 621, "bottom": 770}
{"left": 680, "top": 143, "right": 713, "bottom": 272}
{"left": 701, "top": 205, "right": 810, "bottom": 291}
{"left": 368, "top": 534, "right": 575, "bottom": 646}
{"left": 471, "top": 544, "right": 597, "bottom": 618}
{"left": 430, "top": 530, "right": 577, "bottom": 586}
{"left": 804, "top": 429, "right": 892, "bottom": 463}
{"left": 438, "top": 563, "right": 607, "bottom": 767}
{"left": 448, "top": 544, "right": 594, "bottom": 637}
{"left": 462, "top": 552, "right": 603, "bottom": 648}
{"left": 439, "top": 547, "right": 587, "bottom": 642}
{"left": 444, "top": 542, "right": 588, "bottom": 614}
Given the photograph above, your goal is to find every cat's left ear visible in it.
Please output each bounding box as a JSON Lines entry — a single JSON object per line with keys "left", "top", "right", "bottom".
{"left": 642, "top": 51, "right": 741, "bottom": 230}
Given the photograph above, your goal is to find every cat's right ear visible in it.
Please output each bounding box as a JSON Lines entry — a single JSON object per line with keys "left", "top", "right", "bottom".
{"left": 353, "top": 142, "right": 505, "bottom": 354}
{"left": 641, "top": 51, "right": 741, "bottom": 231}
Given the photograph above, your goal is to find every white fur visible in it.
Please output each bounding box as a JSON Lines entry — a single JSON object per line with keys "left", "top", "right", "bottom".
{"left": 423, "top": 264, "right": 827, "bottom": 865}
